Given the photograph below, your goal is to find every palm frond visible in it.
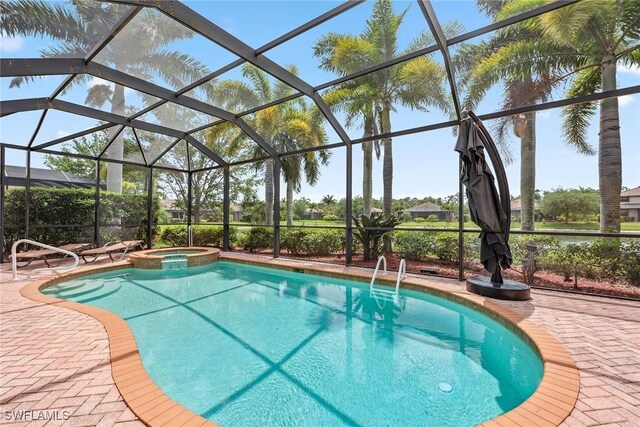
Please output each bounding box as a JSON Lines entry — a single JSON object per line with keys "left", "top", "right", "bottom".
{"left": 242, "top": 64, "right": 272, "bottom": 103}
{"left": 137, "top": 50, "right": 209, "bottom": 91}
{"left": 214, "top": 80, "right": 261, "bottom": 112}
{"left": 561, "top": 68, "right": 599, "bottom": 155}
{"left": 1, "top": 0, "right": 88, "bottom": 46}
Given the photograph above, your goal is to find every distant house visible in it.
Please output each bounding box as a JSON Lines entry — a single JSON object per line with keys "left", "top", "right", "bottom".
{"left": 511, "top": 198, "right": 541, "bottom": 219}
{"left": 3, "top": 166, "right": 104, "bottom": 190}
{"left": 621, "top": 186, "right": 640, "bottom": 222}
{"left": 306, "top": 207, "right": 323, "bottom": 220}
{"left": 161, "top": 199, "right": 187, "bottom": 222}
{"left": 231, "top": 203, "right": 243, "bottom": 222}
{"left": 161, "top": 199, "right": 243, "bottom": 222}
{"left": 406, "top": 202, "right": 448, "bottom": 220}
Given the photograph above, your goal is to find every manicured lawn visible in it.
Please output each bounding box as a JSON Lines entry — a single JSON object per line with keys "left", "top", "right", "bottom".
{"left": 158, "top": 220, "right": 640, "bottom": 232}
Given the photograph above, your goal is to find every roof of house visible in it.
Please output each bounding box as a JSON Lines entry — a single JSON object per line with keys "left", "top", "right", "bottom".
{"left": 407, "top": 202, "right": 443, "bottom": 212}
{"left": 511, "top": 198, "right": 541, "bottom": 210}
{"left": 162, "top": 200, "right": 243, "bottom": 212}
{"left": 161, "top": 199, "right": 178, "bottom": 210}
{"left": 3, "top": 165, "right": 102, "bottom": 189}
{"left": 621, "top": 186, "right": 640, "bottom": 197}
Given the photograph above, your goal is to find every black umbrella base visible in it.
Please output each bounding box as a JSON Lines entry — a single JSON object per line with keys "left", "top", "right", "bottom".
{"left": 466, "top": 277, "right": 531, "bottom": 301}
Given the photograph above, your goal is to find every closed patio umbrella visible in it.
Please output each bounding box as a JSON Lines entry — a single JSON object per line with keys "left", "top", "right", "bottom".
{"left": 455, "top": 111, "right": 512, "bottom": 284}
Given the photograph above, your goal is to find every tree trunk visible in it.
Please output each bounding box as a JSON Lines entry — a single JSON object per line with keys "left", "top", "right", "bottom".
{"left": 362, "top": 113, "right": 375, "bottom": 217}
{"left": 381, "top": 103, "right": 393, "bottom": 252}
{"left": 264, "top": 158, "right": 274, "bottom": 226}
{"left": 519, "top": 112, "right": 536, "bottom": 231}
{"left": 286, "top": 179, "right": 294, "bottom": 226}
{"left": 599, "top": 56, "right": 621, "bottom": 233}
{"left": 106, "top": 84, "right": 125, "bottom": 193}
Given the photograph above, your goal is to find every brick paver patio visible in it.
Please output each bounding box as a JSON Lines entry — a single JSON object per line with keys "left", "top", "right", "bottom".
{"left": 1, "top": 255, "right": 639, "bottom": 426}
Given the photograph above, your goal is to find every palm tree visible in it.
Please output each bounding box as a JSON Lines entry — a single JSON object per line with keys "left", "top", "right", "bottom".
{"left": 214, "top": 64, "right": 329, "bottom": 225}
{"left": 2, "top": 0, "right": 209, "bottom": 193}
{"left": 465, "top": 0, "right": 639, "bottom": 233}
{"left": 276, "top": 106, "right": 330, "bottom": 226}
{"left": 459, "top": 0, "right": 591, "bottom": 231}
{"left": 538, "top": 0, "right": 639, "bottom": 233}
{"left": 314, "top": 0, "right": 453, "bottom": 249}
{"left": 321, "top": 194, "right": 336, "bottom": 208}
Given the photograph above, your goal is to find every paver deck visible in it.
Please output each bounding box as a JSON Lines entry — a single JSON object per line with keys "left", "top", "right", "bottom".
{"left": 1, "top": 254, "right": 639, "bottom": 426}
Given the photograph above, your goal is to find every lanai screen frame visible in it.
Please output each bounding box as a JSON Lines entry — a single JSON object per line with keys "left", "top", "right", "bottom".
{"left": 1, "top": 0, "right": 639, "bottom": 279}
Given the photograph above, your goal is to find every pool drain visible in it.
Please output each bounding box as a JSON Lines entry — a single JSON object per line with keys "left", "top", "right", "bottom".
{"left": 438, "top": 382, "right": 453, "bottom": 393}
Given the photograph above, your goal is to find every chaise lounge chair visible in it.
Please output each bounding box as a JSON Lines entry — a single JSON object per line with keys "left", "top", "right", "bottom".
{"left": 11, "top": 243, "right": 93, "bottom": 267}
{"left": 80, "top": 240, "right": 145, "bottom": 263}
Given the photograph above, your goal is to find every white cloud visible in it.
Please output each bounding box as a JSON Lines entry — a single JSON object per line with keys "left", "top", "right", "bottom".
{"left": 0, "top": 36, "right": 24, "bottom": 52}
{"left": 618, "top": 94, "right": 636, "bottom": 107}
{"left": 537, "top": 110, "right": 551, "bottom": 120}
{"left": 618, "top": 64, "right": 640, "bottom": 77}
{"left": 56, "top": 130, "right": 70, "bottom": 138}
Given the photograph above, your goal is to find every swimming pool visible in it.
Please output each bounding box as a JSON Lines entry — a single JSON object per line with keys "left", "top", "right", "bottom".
{"left": 42, "top": 261, "right": 543, "bottom": 426}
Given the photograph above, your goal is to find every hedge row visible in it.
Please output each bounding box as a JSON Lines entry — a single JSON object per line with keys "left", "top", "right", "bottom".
{"left": 3, "top": 187, "right": 159, "bottom": 249}
{"left": 394, "top": 231, "right": 639, "bottom": 285}
{"left": 237, "top": 228, "right": 347, "bottom": 255}
{"left": 160, "top": 225, "right": 238, "bottom": 248}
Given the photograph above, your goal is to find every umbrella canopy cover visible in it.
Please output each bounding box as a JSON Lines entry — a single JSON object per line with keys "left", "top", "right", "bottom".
{"left": 455, "top": 120, "right": 512, "bottom": 283}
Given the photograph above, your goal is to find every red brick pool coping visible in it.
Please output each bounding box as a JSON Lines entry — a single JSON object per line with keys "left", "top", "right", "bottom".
{"left": 19, "top": 254, "right": 579, "bottom": 427}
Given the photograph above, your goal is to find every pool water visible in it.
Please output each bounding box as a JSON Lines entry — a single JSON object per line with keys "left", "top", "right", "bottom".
{"left": 44, "top": 261, "right": 543, "bottom": 426}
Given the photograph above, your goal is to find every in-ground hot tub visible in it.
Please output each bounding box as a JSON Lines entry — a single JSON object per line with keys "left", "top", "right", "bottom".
{"left": 128, "top": 247, "right": 219, "bottom": 269}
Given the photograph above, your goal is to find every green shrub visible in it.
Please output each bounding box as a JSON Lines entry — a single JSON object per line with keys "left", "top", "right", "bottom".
{"left": 280, "top": 229, "right": 307, "bottom": 255}
{"left": 414, "top": 217, "right": 426, "bottom": 223}
{"left": 240, "top": 227, "right": 273, "bottom": 252}
{"left": 540, "top": 244, "right": 596, "bottom": 287}
{"left": 394, "top": 231, "right": 436, "bottom": 261}
{"left": 281, "top": 229, "right": 343, "bottom": 256}
{"left": 586, "top": 239, "right": 623, "bottom": 280}
{"left": 462, "top": 233, "right": 482, "bottom": 262}
{"left": 434, "top": 232, "right": 459, "bottom": 262}
{"left": 160, "top": 225, "right": 238, "bottom": 248}
{"left": 322, "top": 214, "right": 338, "bottom": 221}
{"left": 426, "top": 214, "right": 438, "bottom": 222}
{"left": 508, "top": 235, "right": 561, "bottom": 264}
{"left": 620, "top": 240, "right": 640, "bottom": 285}
{"left": 160, "top": 226, "right": 188, "bottom": 246}
{"left": 400, "top": 211, "right": 413, "bottom": 222}
{"left": 4, "top": 187, "right": 159, "bottom": 249}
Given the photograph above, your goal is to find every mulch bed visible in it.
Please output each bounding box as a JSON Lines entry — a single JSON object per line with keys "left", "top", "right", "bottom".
{"left": 238, "top": 248, "right": 640, "bottom": 299}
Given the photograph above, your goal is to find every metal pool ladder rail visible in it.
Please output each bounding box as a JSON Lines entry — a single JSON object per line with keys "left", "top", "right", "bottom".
{"left": 370, "top": 255, "right": 406, "bottom": 300}
{"left": 11, "top": 239, "right": 80, "bottom": 281}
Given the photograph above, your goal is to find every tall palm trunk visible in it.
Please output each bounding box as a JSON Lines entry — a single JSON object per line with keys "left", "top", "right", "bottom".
{"left": 599, "top": 55, "right": 621, "bottom": 233}
{"left": 519, "top": 112, "right": 536, "bottom": 231}
{"left": 264, "top": 158, "right": 274, "bottom": 225}
{"left": 286, "top": 179, "right": 294, "bottom": 226}
{"left": 106, "top": 83, "right": 125, "bottom": 193}
{"left": 381, "top": 101, "right": 393, "bottom": 252}
{"left": 362, "top": 113, "right": 375, "bottom": 217}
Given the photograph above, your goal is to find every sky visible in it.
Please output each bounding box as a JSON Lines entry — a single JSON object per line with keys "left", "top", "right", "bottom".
{"left": 1, "top": 0, "right": 639, "bottom": 203}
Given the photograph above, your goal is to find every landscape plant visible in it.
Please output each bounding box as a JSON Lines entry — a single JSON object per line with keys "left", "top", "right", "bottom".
{"left": 352, "top": 213, "right": 400, "bottom": 261}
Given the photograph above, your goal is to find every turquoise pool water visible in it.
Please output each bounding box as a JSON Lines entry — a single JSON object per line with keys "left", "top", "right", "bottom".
{"left": 44, "top": 261, "right": 543, "bottom": 426}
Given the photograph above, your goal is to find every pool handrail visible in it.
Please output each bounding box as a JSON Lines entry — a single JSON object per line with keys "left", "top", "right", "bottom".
{"left": 370, "top": 255, "right": 405, "bottom": 299}
{"left": 11, "top": 239, "right": 79, "bottom": 280}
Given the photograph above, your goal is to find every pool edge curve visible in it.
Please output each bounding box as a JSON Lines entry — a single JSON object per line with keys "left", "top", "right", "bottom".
{"left": 20, "top": 254, "right": 579, "bottom": 427}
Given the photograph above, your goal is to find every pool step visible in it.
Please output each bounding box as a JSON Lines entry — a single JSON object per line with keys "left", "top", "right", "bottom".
{"left": 42, "top": 281, "right": 86, "bottom": 295}
{"left": 77, "top": 284, "right": 122, "bottom": 303}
